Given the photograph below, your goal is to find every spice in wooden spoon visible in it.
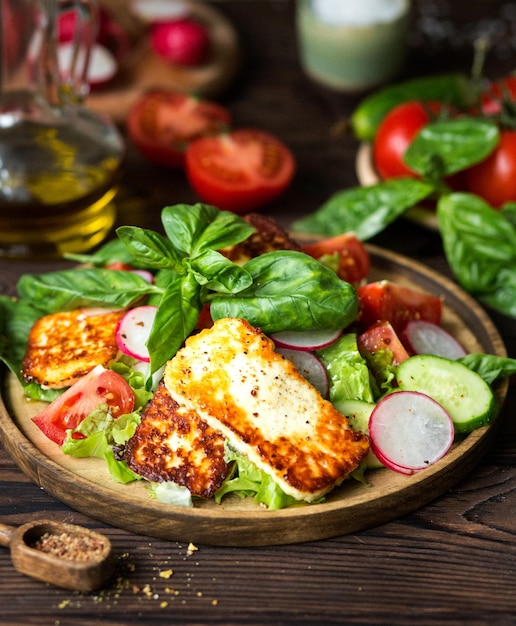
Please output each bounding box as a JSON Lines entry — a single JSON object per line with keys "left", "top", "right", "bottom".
{"left": 0, "top": 519, "right": 115, "bottom": 591}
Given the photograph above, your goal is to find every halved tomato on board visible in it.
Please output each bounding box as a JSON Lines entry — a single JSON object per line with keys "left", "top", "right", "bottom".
{"left": 32, "top": 365, "right": 135, "bottom": 445}
{"left": 185, "top": 129, "right": 296, "bottom": 213}
{"left": 127, "top": 91, "right": 231, "bottom": 168}
{"left": 357, "top": 280, "right": 442, "bottom": 333}
{"left": 300, "top": 233, "right": 370, "bottom": 286}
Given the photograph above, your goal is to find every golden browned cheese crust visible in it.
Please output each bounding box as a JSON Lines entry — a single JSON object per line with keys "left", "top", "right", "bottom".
{"left": 21, "top": 309, "right": 125, "bottom": 389}
{"left": 124, "top": 381, "right": 230, "bottom": 498}
{"left": 164, "top": 318, "right": 370, "bottom": 502}
{"left": 220, "top": 213, "right": 301, "bottom": 264}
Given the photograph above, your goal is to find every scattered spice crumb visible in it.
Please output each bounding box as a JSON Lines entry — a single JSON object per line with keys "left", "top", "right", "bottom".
{"left": 186, "top": 543, "right": 198, "bottom": 556}
{"left": 212, "top": 599, "right": 219, "bottom": 606}
{"left": 159, "top": 568, "right": 174, "bottom": 579}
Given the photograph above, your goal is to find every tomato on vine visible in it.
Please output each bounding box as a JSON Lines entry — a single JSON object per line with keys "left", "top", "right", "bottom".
{"left": 372, "top": 101, "right": 445, "bottom": 180}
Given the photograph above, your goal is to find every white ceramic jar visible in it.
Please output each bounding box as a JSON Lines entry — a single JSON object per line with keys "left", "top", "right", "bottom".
{"left": 296, "top": 0, "right": 411, "bottom": 92}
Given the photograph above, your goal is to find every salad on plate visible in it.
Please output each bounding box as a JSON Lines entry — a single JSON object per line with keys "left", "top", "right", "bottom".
{"left": 1, "top": 204, "right": 515, "bottom": 511}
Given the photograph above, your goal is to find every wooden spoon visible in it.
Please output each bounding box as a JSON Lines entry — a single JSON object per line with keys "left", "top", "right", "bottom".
{"left": 0, "top": 519, "right": 115, "bottom": 591}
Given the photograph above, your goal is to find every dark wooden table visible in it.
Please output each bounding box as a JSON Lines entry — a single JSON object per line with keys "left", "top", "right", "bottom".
{"left": 1, "top": 2, "right": 516, "bottom": 624}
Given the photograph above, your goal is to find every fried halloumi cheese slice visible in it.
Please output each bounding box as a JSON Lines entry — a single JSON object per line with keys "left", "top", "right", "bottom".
{"left": 164, "top": 317, "right": 370, "bottom": 502}
{"left": 124, "top": 381, "right": 230, "bottom": 498}
{"left": 219, "top": 213, "right": 301, "bottom": 265}
{"left": 21, "top": 309, "right": 125, "bottom": 389}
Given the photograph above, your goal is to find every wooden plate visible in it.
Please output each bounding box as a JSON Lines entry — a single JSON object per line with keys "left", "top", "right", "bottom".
{"left": 356, "top": 143, "right": 439, "bottom": 230}
{"left": 86, "top": 0, "right": 241, "bottom": 123}
{"left": 0, "top": 246, "right": 508, "bottom": 546}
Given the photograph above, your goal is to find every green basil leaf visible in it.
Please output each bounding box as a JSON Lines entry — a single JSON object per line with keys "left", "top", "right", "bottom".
{"left": 291, "top": 179, "right": 434, "bottom": 240}
{"left": 478, "top": 267, "right": 516, "bottom": 318}
{"left": 458, "top": 353, "right": 516, "bottom": 385}
{"left": 189, "top": 249, "right": 253, "bottom": 293}
{"left": 64, "top": 238, "right": 136, "bottom": 267}
{"left": 16, "top": 268, "right": 160, "bottom": 313}
{"left": 210, "top": 250, "right": 358, "bottom": 333}
{"left": 117, "top": 225, "right": 183, "bottom": 270}
{"left": 437, "top": 192, "right": 516, "bottom": 296}
{"left": 405, "top": 117, "right": 500, "bottom": 178}
{"left": 502, "top": 203, "right": 516, "bottom": 228}
{"left": 147, "top": 272, "right": 201, "bottom": 373}
{"left": 192, "top": 210, "right": 256, "bottom": 255}
{"left": 0, "top": 296, "right": 42, "bottom": 380}
{"left": 161, "top": 203, "right": 219, "bottom": 254}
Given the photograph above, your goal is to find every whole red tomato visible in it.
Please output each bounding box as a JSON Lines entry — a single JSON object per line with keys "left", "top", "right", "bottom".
{"left": 373, "top": 101, "right": 442, "bottom": 180}
{"left": 464, "top": 130, "right": 516, "bottom": 208}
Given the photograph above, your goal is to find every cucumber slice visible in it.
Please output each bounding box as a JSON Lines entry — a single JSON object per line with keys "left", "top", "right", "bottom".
{"left": 396, "top": 354, "right": 496, "bottom": 433}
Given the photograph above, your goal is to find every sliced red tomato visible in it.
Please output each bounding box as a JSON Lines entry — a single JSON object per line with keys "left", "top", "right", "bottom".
{"left": 185, "top": 129, "right": 296, "bottom": 213}
{"left": 357, "top": 280, "right": 442, "bottom": 333}
{"left": 105, "top": 262, "right": 134, "bottom": 271}
{"left": 300, "top": 233, "right": 370, "bottom": 286}
{"left": 373, "top": 101, "right": 445, "bottom": 180}
{"left": 127, "top": 91, "right": 231, "bottom": 168}
{"left": 357, "top": 320, "right": 410, "bottom": 365}
{"left": 32, "top": 365, "right": 135, "bottom": 445}
{"left": 464, "top": 130, "right": 516, "bottom": 208}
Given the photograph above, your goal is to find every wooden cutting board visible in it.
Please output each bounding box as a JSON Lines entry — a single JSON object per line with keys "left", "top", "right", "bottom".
{"left": 0, "top": 246, "right": 508, "bottom": 546}
{"left": 86, "top": 0, "right": 241, "bottom": 122}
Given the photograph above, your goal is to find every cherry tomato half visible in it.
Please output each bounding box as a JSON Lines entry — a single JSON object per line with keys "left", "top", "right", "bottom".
{"left": 185, "top": 129, "right": 296, "bottom": 213}
{"left": 372, "top": 101, "right": 443, "bottom": 180}
{"left": 357, "top": 281, "right": 442, "bottom": 334}
{"left": 32, "top": 366, "right": 135, "bottom": 445}
{"left": 301, "top": 233, "right": 370, "bottom": 286}
{"left": 464, "top": 130, "right": 516, "bottom": 208}
{"left": 127, "top": 91, "right": 231, "bottom": 168}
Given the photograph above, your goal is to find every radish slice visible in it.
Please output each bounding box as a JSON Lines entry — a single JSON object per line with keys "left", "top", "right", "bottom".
{"left": 368, "top": 391, "right": 454, "bottom": 475}
{"left": 130, "top": 269, "right": 154, "bottom": 283}
{"left": 270, "top": 328, "right": 343, "bottom": 352}
{"left": 276, "top": 348, "right": 329, "bottom": 398}
{"left": 116, "top": 305, "right": 158, "bottom": 362}
{"left": 402, "top": 320, "right": 467, "bottom": 360}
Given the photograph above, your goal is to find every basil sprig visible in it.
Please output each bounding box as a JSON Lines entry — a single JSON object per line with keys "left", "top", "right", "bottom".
{"left": 293, "top": 115, "right": 516, "bottom": 319}
{"left": 2, "top": 203, "right": 359, "bottom": 380}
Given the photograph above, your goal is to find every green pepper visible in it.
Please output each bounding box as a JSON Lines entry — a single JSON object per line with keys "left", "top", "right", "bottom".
{"left": 350, "top": 73, "right": 478, "bottom": 142}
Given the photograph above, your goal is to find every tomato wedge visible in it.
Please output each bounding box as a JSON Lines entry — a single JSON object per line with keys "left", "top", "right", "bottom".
{"left": 32, "top": 365, "right": 135, "bottom": 445}
{"left": 357, "top": 280, "right": 442, "bottom": 333}
{"left": 127, "top": 91, "right": 231, "bottom": 168}
{"left": 301, "top": 233, "right": 370, "bottom": 286}
{"left": 185, "top": 129, "right": 296, "bottom": 213}
{"left": 358, "top": 320, "right": 410, "bottom": 366}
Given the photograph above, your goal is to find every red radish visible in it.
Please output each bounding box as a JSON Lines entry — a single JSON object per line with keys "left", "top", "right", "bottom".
{"left": 131, "top": 0, "right": 190, "bottom": 23}
{"left": 368, "top": 391, "right": 454, "bottom": 475}
{"left": 58, "top": 10, "right": 77, "bottom": 42}
{"left": 276, "top": 348, "right": 329, "bottom": 398}
{"left": 270, "top": 328, "right": 342, "bottom": 352}
{"left": 58, "top": 42, "right": 119, "bottom": 90}
{"left": 402, "top": 320, "right": 467, "bottom": 360}
{"left": 150, "top": 18, "right": 210, "bottom": 67}
{"left": 116, "top": 305, "right": 158, "bottom": 362}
